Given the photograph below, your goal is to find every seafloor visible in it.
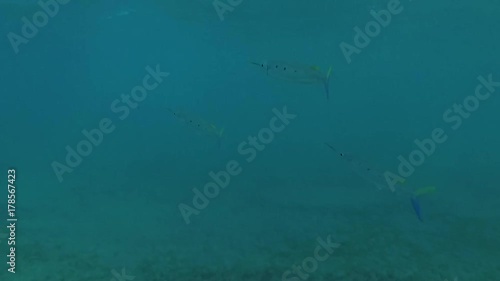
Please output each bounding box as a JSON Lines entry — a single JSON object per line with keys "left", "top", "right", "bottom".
{"left": 2, "top": 182, "right": 498, "bottom": 281}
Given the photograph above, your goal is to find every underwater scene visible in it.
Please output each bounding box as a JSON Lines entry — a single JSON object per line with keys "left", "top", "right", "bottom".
{"left": 0, "top": 0, "right": 499, "bottom": 280}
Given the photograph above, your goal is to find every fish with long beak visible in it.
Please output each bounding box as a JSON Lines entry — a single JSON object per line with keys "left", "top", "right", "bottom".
{"left": 324, "top": 143, "right": 436, "bottom": 222}
{"left": 251, "top": 60, "right": 333, "bottom": 100}
{"left": 168, "top": 108, "right": 225, "bottom": 148}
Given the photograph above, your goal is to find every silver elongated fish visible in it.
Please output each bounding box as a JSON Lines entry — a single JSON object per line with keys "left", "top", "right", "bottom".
{"left": 325, "top": 143, "right": 437, "bottom": 222}
{"left": 251, "top": 60, "right": 333, "bottom": 100}
{"left": 106, "top": 8, "right": 136, "bottom": 20}
{"left": 168, "top": 108, "right": 224, "bottom": 147}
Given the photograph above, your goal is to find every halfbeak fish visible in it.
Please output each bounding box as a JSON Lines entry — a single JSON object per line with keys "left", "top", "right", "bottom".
{"left": 325, "top": 143, "right": 435, "bottom": 222}
{"left": 251, "top": 60, "right": 333, "bottom": 100}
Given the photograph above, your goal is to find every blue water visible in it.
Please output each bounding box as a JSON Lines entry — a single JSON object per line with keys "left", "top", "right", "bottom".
{"left": 1, "top": 0, "right": 499, "bottom": 280}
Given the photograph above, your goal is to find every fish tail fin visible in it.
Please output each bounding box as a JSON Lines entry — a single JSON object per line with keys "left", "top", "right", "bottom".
{"left": 410, "top": 186, "right": 436, "bottom": 222}
{"left": 410, "top": 196, "right": 424, "bottom": 222}
{"left": 324, "top": 66, "right": 333, "bottom": 100}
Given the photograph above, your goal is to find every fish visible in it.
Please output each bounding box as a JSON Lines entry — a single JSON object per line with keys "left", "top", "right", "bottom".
{"left": 251, "top": 60, "right": 333, "bottom": 100}
{"left": 324, "top": 143, "right": 434, "bottom": 222}
{"left": 106, "top": 8, "right": 136, "bottom": 19}
{"left": 167, "top": 108, "right": 224, "bottom": 147}
{"left": 324, "top": 143, "right": 393, "bottom": 191}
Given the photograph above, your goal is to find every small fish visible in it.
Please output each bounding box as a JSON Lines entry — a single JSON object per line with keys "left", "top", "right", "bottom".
{"left": 325, "top": 143, "right": 433, "bottom": 222}
{"left": 106, "top": 8, "right": 136, "bottom": 20}
{"left": 251, "top": 60, "right": 333, "bottom": 100}
{"left": 168, "top": 108, "right": 224, "bottom": 147}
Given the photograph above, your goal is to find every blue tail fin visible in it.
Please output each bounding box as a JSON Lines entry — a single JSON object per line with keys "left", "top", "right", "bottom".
{"left": 410, "top": 186, "right": 436, "bottom": 222}
{"left": 410, "top": 197, "right": 424, "bottom": 222}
